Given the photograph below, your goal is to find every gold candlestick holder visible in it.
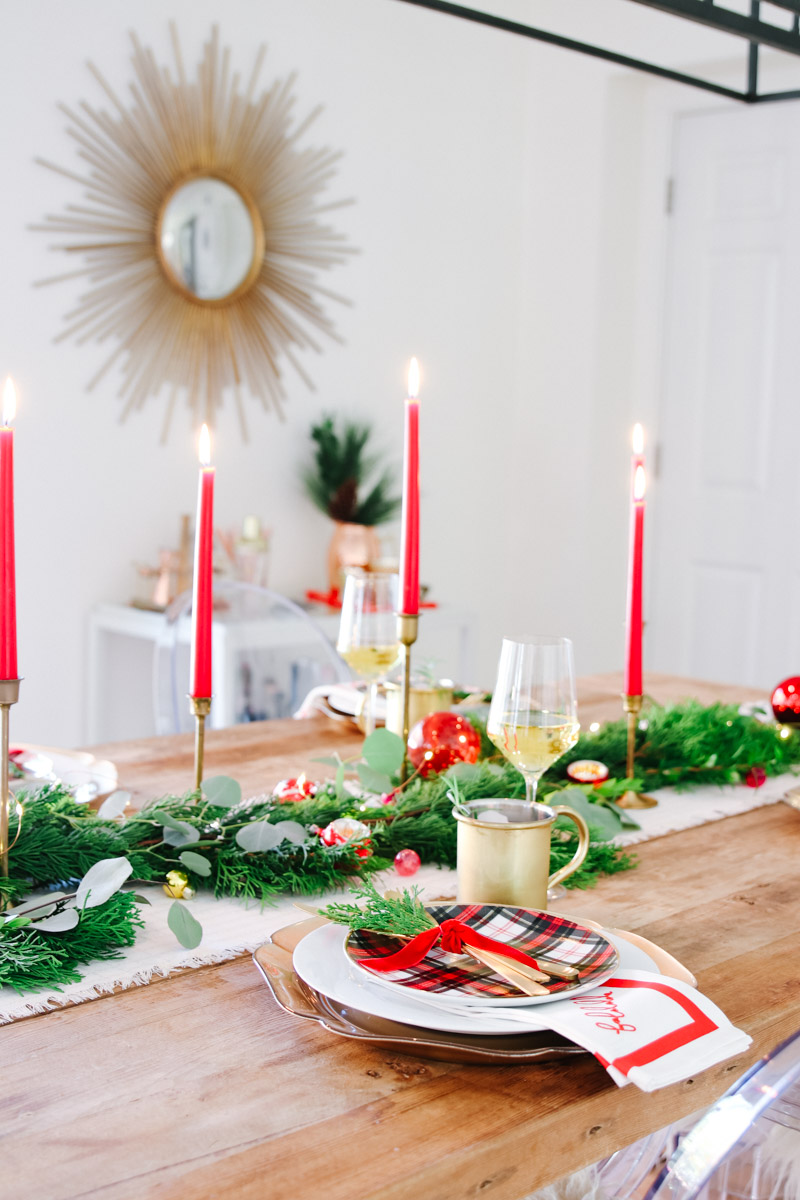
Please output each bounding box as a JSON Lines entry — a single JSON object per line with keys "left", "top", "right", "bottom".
{"left": 396, "top": 612, "right": 419, "bottom": 782}
{"left": 0, "top": 678, "right": 21, "bottom": 889}
{"left": 189, "top": 695, "right": 212, "bottom": 793}
{"left": 617, "top": 693, "right": 658, "bottom": 809}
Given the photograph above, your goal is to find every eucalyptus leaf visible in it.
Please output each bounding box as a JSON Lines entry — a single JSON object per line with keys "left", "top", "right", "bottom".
{"left": 202, "top": 776, "right": 242, "bottom": 808}
{"left": 553, "top": 789, "right": 623, "bottom": 842}
{"left": 356, "top": 762, "right": 392, "bottom": 795}
{"left": 362, "top": 729, "right": 405, "bottom": 777}
{"left": 605, "top": 802, "right": 641, "bottom": 830}
{"left": 179, "top": 850, "right": 212, "bottom": 877}
{"left": 163, "top": 821, "right": 200, "bottom": 848}
{"left": 311, "top": 755, "right": 341, "bottom": 767}
{"left": 445, "top": 762, "right": 482, "bottom": 782}
{"left": 131, "top": 893, "right": 152, "bottom": 906}
{"left": 167, "top": 900, "right": 203, "bottom": 949}
{"left": 150, "top": 810, "right": 193, "bottom": 832}
{"left": 4, "top": 891, "right": 69, "bottom": 920}
{"left": 236, "top": 821, "right": 283, "bottom": 852}
{"left": 272, "top": 820, "right": 307, "bottom": 846}
{"left": 76, "top": 857, "right": 133, "bottom": 909}
{"left": 34, "top": 907, "right": 80, "bottom": 932}
{"left": 97, "top": 790, "right": 131, "bottom": 819}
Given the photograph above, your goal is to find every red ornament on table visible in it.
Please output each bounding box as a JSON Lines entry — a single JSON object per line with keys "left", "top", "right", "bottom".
{"left": 190, "top": 423, "right": 215, "bottom": 699}
{"left": 407, "top": 711, "right": 481, "bottom": 776}
{"left": 745, "top": 766, "right": 766, "bottom": 789}
{"left": 394, "top": 848, "right": 421, "bottom": 876}
{"left": 566, "top": 760, "right": 610, "bottom": 786}
{"left": 319, "top": 817, "right": 372, "bottom": 858}
{"left": 272, "top": 775, "right": 318, "bottom": 803}
{"left": 0, "top": 379, "right": 18, "bottom": 680}
{"left": 771, "top": 677, "right": 800, "bottom": 726}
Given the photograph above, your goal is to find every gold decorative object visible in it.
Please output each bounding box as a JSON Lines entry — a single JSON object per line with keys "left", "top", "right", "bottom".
{"left": 0, "top": 678, "right": 21, "bottom": 891}
{"left": 452, "top": 798, "right": 590, "bottom": 909}
{"left": 189, "top": 695, "right": 212, "bottom": 792}
{"left": 33, "top": 25, "right": 354, "bottom": 438}
{"left": 396, "top": 613, "right": 419, "bottom": 782}
{"left": 384, "top": 681, "right": 454, "bottom": 740}
{"left": 617, "top": 693, "right": 658, "bottom": 809}
{"left": 163, "top": 870, "right": 194, "bottom": 900}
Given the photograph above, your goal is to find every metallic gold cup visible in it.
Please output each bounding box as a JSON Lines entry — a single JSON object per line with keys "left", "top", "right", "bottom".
{"left": 453, "top": 798, "right": 590, "bottom": 910}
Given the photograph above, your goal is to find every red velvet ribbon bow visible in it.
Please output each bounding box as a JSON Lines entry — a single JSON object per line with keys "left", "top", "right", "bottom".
{"left": 359, "top": 918, "right": 544, "bottom": 974}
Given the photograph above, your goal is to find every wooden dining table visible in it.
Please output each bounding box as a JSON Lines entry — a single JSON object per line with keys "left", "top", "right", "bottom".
{"left": 5, "top": 672, "right": 800, "bottom": 1200}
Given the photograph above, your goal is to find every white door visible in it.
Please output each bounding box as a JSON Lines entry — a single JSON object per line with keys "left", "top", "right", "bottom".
{"left": 650, "top": 102, "right": 800, "bottom": 688}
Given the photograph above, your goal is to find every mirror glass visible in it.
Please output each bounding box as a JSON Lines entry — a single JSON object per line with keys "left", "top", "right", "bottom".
{"left": 159, "top": 178, "right": 257, "bottom": 300}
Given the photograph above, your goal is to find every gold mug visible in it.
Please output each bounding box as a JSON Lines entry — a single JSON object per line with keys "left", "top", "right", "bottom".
{"left": 452, "top": 798, "right": 590, "bottom": 910}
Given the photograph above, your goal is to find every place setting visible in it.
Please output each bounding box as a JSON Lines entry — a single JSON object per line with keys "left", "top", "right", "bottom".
{"left": 255, "top": 622, "right": 752, "bottom": 1093}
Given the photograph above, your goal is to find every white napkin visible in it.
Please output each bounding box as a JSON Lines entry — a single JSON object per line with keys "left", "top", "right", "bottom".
{"left": 506, "top": 969, "right": 750, "bottom": 1091}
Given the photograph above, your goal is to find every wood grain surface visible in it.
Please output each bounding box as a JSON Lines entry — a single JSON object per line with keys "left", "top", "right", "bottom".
{"left": 4, "top": 672, "right": 797, "bottom": 1200}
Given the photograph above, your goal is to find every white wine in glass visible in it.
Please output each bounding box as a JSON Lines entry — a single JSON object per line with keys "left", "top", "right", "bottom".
{"left": 337, "top": 569, "right": 400, "bottom": 734}
{"left": 488, "top": 636, "right": 579, "bottom": 807}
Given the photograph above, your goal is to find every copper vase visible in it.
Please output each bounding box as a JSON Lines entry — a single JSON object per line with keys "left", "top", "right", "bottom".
{"left": 327, "top": 522, "right": 381, "bottom": 594}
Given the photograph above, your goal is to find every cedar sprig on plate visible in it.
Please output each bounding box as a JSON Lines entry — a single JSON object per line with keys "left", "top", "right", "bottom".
{"left": 319, "top": 881, "right": 435, "bottom": 937}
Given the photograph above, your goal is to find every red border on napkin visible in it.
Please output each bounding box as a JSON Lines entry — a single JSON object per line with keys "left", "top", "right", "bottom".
{"left": 595, "top": 977, "right": 718, "bottom": 1074}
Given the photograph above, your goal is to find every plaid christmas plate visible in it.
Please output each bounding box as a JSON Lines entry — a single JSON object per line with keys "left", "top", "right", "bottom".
{"left": 345, "top": 904, "right": 618, "bottom": 1006}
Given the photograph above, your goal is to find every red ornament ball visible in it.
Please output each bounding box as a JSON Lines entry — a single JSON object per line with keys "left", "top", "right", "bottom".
{"left": 745, "top": 766, "right": 767, "bottom": 789}
{"left": 566, "top": 759, "right": 610, "bottom": 786}
{"left": 407, "top": 712, "right": 481, "bottom": 776}
{"left": 394, "top": 848, "right": 421, "bottom": 877}
{"left": 771, "top": 677, "right": 800, "bottom": 726}
{"left": 272, "top": 776, "right": 318, "bottom": 803}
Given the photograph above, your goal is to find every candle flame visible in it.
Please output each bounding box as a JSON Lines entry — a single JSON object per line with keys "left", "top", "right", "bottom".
{"left": 2, "top": 378, "right": 17, "bottom": 426}
{"left": 198, "top": 423, "right": 211, "bottom": 467}
{"left": 407, "top": 357, "right": 420, "bottom": 399}
{"left": 634, "top": 464, "right": 646, "bottom": 501}
{"left": 632, "top": 423, "right": 644, "bottom": 455}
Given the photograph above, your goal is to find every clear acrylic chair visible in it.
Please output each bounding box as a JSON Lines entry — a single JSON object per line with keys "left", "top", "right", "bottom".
{"left": 642, "top": 1028, "right": 800, "bottom": 1200}
{"left": 152, "top": 580, "right": 351, "bottom": 734}
{"left": 528, "top": 1031, "right": 800, "bottom": 1200}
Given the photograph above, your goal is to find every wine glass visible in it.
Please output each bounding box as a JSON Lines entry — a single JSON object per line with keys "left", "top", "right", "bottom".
{"left": 337, "top": 569, "right": 400, "bottom": 735}
{"left": 487, "top": 636, "right": 580, "bottom": 808}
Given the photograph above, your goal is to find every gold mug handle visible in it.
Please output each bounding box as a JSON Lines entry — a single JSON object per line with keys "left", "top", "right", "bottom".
{"left": 547, "top": 805, "right": 591, "bottom": 891}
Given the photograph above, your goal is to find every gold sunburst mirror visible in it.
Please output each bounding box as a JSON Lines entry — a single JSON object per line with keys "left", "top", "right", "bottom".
{"left": 33, "top": 26, "right": 355, "bottom": 437}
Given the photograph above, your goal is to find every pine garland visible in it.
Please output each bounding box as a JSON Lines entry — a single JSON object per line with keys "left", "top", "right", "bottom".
{"left": 552, "top": 700, "right": 800, "bottom": 790}
{"left": 3, "top": 699, "right": 792, "bottom": 996}
{"left": 0, "top": 893, "right": 143, "bottom": 994}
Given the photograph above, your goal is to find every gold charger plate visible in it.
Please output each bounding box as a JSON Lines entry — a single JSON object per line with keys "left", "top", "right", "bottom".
{"left": 253, "top": 916, "right": 697, "bottom": 1065}
{"left": 253, "top": 917, "right": 587, "bottom": 1065}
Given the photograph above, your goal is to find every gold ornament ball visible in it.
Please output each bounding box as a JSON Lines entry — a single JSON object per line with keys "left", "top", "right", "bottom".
{"left": 163, "top": 870, "right": 195, "bottom": 900}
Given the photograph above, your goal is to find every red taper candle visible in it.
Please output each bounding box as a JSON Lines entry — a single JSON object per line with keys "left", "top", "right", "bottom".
{"left": 0, "top": 379, "right": 18, "bottom": 681}
{"left": 624, "top": 423, "right": 646, "bottom": 697}
{"left": 398, "top": 357, "right": 420, "bottom": 615}
{"left": 190, "top": 423, "right": 214, "bottom": 699}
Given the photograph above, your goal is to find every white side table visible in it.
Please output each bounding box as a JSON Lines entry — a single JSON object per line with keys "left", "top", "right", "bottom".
{"left": 86, "top": 601, "right": 478, "bottom": 745}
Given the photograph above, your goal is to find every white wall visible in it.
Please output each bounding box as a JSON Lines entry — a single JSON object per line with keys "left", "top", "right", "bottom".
{"left": 0, "top": 0, "right": 789, "bottom": 746}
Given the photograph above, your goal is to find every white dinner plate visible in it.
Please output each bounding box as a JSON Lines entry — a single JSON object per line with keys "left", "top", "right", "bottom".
{"left": 9, "top": 743, "right": 118, "bottom": 803}
{"left": 293, "top": 923, "right": 657, "bottom": 1037}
